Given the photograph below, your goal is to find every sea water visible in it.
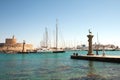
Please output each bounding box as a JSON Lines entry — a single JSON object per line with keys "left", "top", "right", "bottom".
{"left": 0, "top": 51, "right": 120, "bottom": 80}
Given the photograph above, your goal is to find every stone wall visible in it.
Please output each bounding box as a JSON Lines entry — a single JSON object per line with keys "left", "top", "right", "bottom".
{"left": 0, "top": 43, "right": 33, "bottom": 52}
{"left": 0, "top": 36, "right": 34, "bottom": 53}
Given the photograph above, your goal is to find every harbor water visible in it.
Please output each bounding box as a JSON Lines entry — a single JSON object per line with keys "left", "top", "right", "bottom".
{"left": 0, "top": 51, "right": 120, "bottom": 80}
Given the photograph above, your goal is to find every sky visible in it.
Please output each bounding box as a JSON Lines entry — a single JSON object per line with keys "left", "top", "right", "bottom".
{"left": 0, "top": 0, "right": 120, "bottom": 48}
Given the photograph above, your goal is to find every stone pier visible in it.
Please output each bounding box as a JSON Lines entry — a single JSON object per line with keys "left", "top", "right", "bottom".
{"left": 70, "top": 30, "right": 120, "bottom": 63}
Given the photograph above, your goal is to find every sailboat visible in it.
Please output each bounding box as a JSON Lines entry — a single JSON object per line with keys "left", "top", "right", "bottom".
{"left": 37, "top": 27, "right": 52, "bottom": 53}
{"left": 52, "top": 19, "right": 65, "bottom": 53}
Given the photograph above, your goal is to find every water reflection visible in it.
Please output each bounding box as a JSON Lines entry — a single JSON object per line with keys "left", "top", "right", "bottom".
{"left": 70, "top": 61, "right": 107, "bottom": 80}
{"left": 87, "top": 61, "right": 96, "bottom": 77}
{"left": 83, "top": 61, "right": 107, "bottom": 80}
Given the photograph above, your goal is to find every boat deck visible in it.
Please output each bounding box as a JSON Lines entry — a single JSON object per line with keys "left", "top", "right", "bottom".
{"left": 71, "top": 54, "right": 120, "bottom": 63}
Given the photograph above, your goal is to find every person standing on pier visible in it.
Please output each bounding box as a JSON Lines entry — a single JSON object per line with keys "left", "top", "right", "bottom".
{"left": 96, "top": 49, "right": 99, "bottom": 55}
{"left": 102, "top": 46, "right": 105, "bottom": 56}
{"left": 95, "top": 42, "right": 99, "bottom": 55}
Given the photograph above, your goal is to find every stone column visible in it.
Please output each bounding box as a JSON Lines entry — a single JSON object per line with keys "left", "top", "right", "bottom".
{"left": 22, "top": 40, "right": 26, "bottom": 52}
{"left": 87, "top": 32, "right": 94, "bottom": 55}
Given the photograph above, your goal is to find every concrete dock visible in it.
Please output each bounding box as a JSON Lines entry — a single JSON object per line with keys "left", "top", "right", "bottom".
{"left": 71, "top": 55, "right": 120, "bottom": 63}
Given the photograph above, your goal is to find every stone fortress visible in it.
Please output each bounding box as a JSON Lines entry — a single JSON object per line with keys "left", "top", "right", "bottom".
{"left": 0, "top": 36, "right": 33, "bottom": 53}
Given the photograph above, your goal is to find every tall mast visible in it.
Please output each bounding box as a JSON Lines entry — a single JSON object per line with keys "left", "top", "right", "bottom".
{"left": 56, "top": 19, "right": 58, "bottom": 49}
{"left": 45, "top": 27, "right": 48, "bottom": 48}
{"left": 96, "top": 32, "right": 99, "bottom": 51}
{"left": 97, "top": 32, "right": 99, "bottom": 44}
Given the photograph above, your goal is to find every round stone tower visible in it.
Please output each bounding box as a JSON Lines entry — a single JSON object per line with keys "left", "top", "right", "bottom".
{"left": 5, "top": 35, "right": 17, "bottom": 45}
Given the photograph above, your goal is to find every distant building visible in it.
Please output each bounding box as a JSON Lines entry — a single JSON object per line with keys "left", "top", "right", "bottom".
{"left": 92, "top": 43, "right": 119, "bottom": 50}
{"left": 0, "top": 36, "right": 33, "bottom": 52}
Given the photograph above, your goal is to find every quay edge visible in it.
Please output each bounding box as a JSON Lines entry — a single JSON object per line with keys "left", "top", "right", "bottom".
{"left": 71, "top": 55, "right": 120, "bottom": 63}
